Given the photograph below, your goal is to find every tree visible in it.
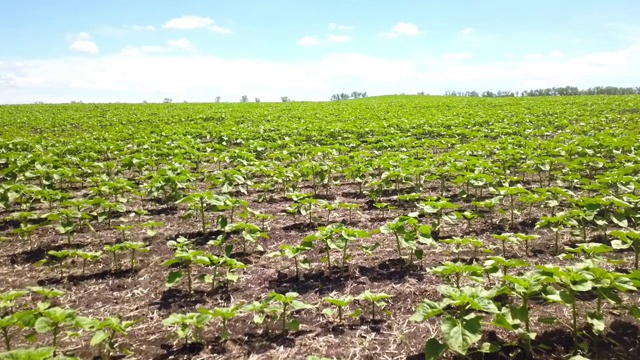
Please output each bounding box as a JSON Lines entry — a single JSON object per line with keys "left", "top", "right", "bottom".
{"left": 281, "top": 96, "right": 290, "bottom": 102}
{"left": 163, "top": 98, "right": 173, "bottom": 103}
{"left": 255, "top": 98, "right": 261, "bottom": 103}
{"left": 215, "top": 96, "right": 221, "bottom": 103}
{"left": 240, "top": 95, "right": 249, "bottom": 103}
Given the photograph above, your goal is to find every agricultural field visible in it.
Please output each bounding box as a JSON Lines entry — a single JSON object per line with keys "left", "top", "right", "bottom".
{"left": 2, "top": 95, "right": 640, "bottom": 360}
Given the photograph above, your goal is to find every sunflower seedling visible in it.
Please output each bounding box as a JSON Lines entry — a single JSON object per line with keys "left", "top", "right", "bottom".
{"left": 265, "top": 292, "right": 315, "bottom": 333}
{"left": 34, "top": 306, "right": 77, "bottom": 352}
{"left": 198, "top": 301, "right": 245, "bottom": 341}
{"left": 357, "top": 290, "right": 392, "bottom": 321}
{"left": 84, "top": 316, "right": 138, "bottom": 360}
{"left": 322, "top": 295, "right": 361, "bottom": 324}
{"left": 268, "top": 240, "right": 313, "bottom": 279}
{"left": 161, "top": 312, "right": 211, "bottom": 347}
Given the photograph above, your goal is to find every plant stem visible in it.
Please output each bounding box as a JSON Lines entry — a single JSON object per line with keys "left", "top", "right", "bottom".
{"left": 200, "top": 207, "right": 206, "bottom": 234}
{"left": 187, "top": 266, "right": 192, "bottom": 294}
{"left": 281, "top": 304, "right": 288, "bottom": 333}
{"left": 394, "top": 233, "right": 402, "bottom": 259}
{"left": 130, "top": 250, "right": 136, "bottom": 269}
{"left": 2, "top": 327, "right": 11, "bottom": 350}
{"left": 571, "top": 298, "right": 577, "bottom": 338}
{"left": 523, "top": 296, "right": 530, "bottom": 333}
{"left": 211, "top": 267, "right": 218, "bottom": 292}
{"left": 325, "top": 241, "right": 332, "bottom": 272}
{"left": 510, "top": 195, "right": 515, "bottom": 229}
{"left": 371, "top": 302, "right": 376, "bottom": 321}
{"left": 341, "top": 241, "right": 349, "bottom": 276}
{"left": 52, "top": 325, "right": 59, "bottom": 352}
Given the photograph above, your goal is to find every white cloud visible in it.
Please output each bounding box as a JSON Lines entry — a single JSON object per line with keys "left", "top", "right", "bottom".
{"left": 524, "top": 53, "right": 545, "bottom": 60}
{"left": 167, "top": 38, "right": 192, "bottom": 50}
{"left": 328, "top": 23, "right": 354, "bottom": 31}
{"left": 121, "top": 39, "right": 195, "bottom": 56}
{"left": 297, "top": 36, "right": 321, "bottom": 46}
{"left": 327, "top": 34, "right": 352, "bottom": 43}
{"left": 68, "top": 33, "right": 99, "bottom": 54}
{"left": 129, "top": 25, "right": 155, "bottom": 31}
{"left": 550, "top": 50, "right": 564, "bottom": 58}
{"left": 459, "top": 27, "right": 475, "bottom": 35}
{"left": 163, "top": 16, "right": 233, "bottom": 33}
{"left": 297, "top": 34, "right": 352, "bottom": 46}
{"left": 444, "top": 52, "right": 473, "bottom": 60}
{"left": 76, "top": 32, "right": 91, "bottom": 41}
{"left": 211, "top": 25, "right": 233, "bottom": 34}
{"left": 2, "top": 46, "right": 640, "bottom": 103}
{"left": 163, "top": 16, "right": 213, "bottom": 29}
{"left": 383, "top": 22, "right": 422, "bottom": 38}
{"left": 120, "top": 45, "right": 167, "bottom": 56}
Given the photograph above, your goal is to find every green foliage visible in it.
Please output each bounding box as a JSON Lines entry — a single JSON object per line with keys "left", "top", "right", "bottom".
{"left": 264, "top": 292, "right": 315, "bottom": 333}
{"left": 161, "top": 312, "right": 211, "bottom": 346}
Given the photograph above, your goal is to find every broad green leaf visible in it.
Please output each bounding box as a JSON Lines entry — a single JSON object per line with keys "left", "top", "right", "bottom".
{"left": 441, "top": 316, "right": 482, "bottom": 355}
{"left": 424, "top": 338, "right": 448, "bottom": 360}
{"left": 166, "top": 271, "right": 183, "bottom": 287}
{"left": 90, "top": 330, "right": 109, "bottom": 346}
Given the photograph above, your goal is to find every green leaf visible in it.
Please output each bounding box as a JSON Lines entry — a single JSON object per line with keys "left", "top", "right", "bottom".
{"left": 441, "top": 316, "right": 482, "bottom": 355}
{"left": 410, "top": 300, "right": 444, "bottom": 321}
{"left": 478, "top": 342, "right": 500, "bottom": 353}
{"left": 34, "top": 317, "right": 52, "bottom": 333}
{"left": 424, "top": 338, "right": 448, "bottom": 360}
{"left": 90, "top": 330, "right": 110, "bottom": 346}
{"left": 587, "top": 312, "right": 605, "bottom": 334}
{"left": 24, "top": 332, "right": 37, "bottom": 343}
{"left": 166, "top": 271, "right": 183, "bottom": 287}
{"left": 0, "top": 347, "right": 57, "bottom": 360}
{"left": 288, "top": 319, "right": 300, "bottom": 331}
{"left": 349, "top": 309, "right": 362, "bottom": 318}
{"left": 321, "top": 308, "right": 336, "bottom": 317}
{"left": 538, "top": 316, "right": 557, "bottom": 324}
{"left": 610, "top": 213, "right": 628, "bottom": 227}
{"left": 568, "top": 355, "right": 590, "bottom": 360}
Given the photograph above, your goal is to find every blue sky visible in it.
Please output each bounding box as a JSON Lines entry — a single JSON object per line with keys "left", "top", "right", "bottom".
{"left": 1, "top": 0, "right": 639, "bottom": 103}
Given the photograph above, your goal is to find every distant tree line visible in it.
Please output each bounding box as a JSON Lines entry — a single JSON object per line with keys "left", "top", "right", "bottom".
{"left": 441, "top": 86, "right": 640, "bottom": 98}
{"left": 330, "top": 91, "right": 368, "bottom": 101}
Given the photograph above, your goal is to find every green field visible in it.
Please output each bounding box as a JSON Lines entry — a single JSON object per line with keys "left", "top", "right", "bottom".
{"left": 2, "top": 95, "right": 640, "bottom": 359}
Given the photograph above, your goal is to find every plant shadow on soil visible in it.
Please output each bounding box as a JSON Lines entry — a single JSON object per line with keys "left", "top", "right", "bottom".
{"left": 282, "top": 222, "right": 321, "bottom": 233}
{"left": 37, "top": 268, "right": 140, "bottom": 286}
{"left": 153, "top": 342, "right": 205, "bottom": 360}
{"left": 0, "top": 216, "right": 49, "bottom": 232}
{"left": 169, "top": 229, "right": 227, "bottom": 246}
{"left": 145, "top": 206, "right": 180, "bottom": 217}
{"left": 150, "top": 288, "right": 209, "bottom": 311}
{"left": 238, "top": 330, "right": 313, "bottom": 356}
{"left": 268, "top": 268, "right": 350, "bottom": 295}
{"left": 357, "top": 258, "right": 425, "bottom": 283}
{"left": 406, "top": 320, "right": 640, "bottom": 360}
{"left": 154, "top": 336, "right": 233, "bottom": 359}
{"left": 91, "top": 355, "right": 125, "bottom": 360}
{"left": 9, "top": 242, "right": 86, "bottom": 264}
